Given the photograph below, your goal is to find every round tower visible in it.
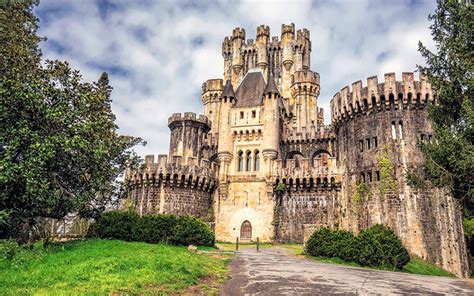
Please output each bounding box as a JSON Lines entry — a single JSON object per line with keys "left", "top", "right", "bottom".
{"left": 168, "top": 112, "right": 210, "bottom": 164}
{"left": 262, "top": 75, "right": 281, "bottom": 176}
{"left": 231, "top": 27, "right": 245, "bottom": 86}
{"left": 289, "top": 70, "right": 320, "bottom": 132}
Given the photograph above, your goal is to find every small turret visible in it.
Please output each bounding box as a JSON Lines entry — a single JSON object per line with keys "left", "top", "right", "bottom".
{"left": 232, "top": 27, "right": 245, "bottom": 86}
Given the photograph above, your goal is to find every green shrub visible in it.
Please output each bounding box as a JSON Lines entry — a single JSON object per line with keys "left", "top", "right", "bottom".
{"left": 306, "top": 228, "right": 358, "bottom": 261}
{"left": 87, "top": 211, "right": 215, "bottom": 246}
{"left": 172, "top": 216, "right": 215, "bottom": 246}
{"left": 137, "top": 215, "right": 178, "bottom": 244}
{"left": 357, "top": 224, "right": 410, "bottom": 269}
{"left": 306, "top": 224, "right": 410, "bottom": 269}
{"left": 87, "top": 211, "right": 140, "bottom": 241}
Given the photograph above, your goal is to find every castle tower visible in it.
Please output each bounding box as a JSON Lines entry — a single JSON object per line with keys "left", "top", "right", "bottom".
{"left": 289, "top": 70, "right": 320, "bottom": 132}
{"left": 281, "top": 23, "right": 295, "bottom": 98}
{"left": 231, "top": 28, "right": 245, "bottom": 86}
{"left": 262, "top": 75, "right": 280, "bottom": 175}
{"left": 216, "top": 80, "right": 235, "bottom": 197}
{"left": 201, "top": 79, "right": 223, "bottom": 135}
{"left": 256, "top": 25, "right": 270, "bottom": 79}
{"left": 168, "top": 112, "right": 210, "bottom": 164}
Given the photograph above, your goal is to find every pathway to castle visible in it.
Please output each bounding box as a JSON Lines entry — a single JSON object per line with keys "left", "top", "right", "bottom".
{"left": 219, "top": 247, "right": 473, "bottom": 295}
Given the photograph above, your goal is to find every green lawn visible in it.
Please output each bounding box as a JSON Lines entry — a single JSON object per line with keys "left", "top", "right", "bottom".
{"left": 0, "top": 239, "right": 230, "bottom": 294}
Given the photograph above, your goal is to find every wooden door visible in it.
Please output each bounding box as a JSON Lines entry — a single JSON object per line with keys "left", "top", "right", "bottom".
{"left": 240, "top": 220, "right": 252, "bottom": 241}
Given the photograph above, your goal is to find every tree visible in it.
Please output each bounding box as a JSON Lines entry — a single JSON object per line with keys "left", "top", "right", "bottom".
{"left": 418, "top": 1, "right": 473, "bottom": 215}
{"left": 0, "top": 1, "right": 143, "bottom": 243}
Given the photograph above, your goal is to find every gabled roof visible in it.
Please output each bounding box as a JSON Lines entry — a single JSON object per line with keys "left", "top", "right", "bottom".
{"left": 233, "top": 71, "right": 266, "bottom": 108}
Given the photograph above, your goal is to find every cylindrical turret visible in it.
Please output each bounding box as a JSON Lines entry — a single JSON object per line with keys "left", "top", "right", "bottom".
{"left": 222, "top": 37, "right": 233, "bottom": 81}
{"left": 262, "top": 76, "right": 280, "bottom": 175}
{"left": 256, "top": 25, "right": 269, "bottom": 78}
{"left": 281, "top": 23, "right": 295, "bottom": 98}
{"left": 168, "top": 112, "right": 210, "bottom": 164}
{"left": 231, "top": 28, "right": 245, "bottom": 86}
{"left": 201, "top": 79, "right": 223, "bottom": 135}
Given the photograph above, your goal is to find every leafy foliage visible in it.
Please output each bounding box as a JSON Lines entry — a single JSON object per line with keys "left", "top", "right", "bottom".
{"left": 357, "top": 224, "right": 410, "bottom": 269}
{"left": 353, "top": 181, "right": 371, "bottom": 203}
{"left": 0, "top": 2, "right": 143, "bottom": 242}
{"left": 87, "top": 211, "right": 215, "bottom": 246}
{"left": 405, "top": 169, "right": 427, "bottom": 190}
{"left": 377, "top": 146, "right": 397, "bottom": 197}
{"left": 418, "top": 0, "right": 473, "bottom": 214}
{"left": 306, "top": 225, "right": 410, "bottom": 269}
{"left": 306, "top": 228, "right": 358, "bottom": 262}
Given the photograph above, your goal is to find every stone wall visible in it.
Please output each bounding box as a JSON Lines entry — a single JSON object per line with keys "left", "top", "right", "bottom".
{"left": 275, "top": 189, "right": 339, "bottom": 242}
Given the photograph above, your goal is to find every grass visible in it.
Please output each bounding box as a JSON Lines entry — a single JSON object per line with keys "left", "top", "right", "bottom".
{"left": 0, "top": 239, "right": 230, "bottom": 295}
{"left": 278, "top": 243, "right": 455, "bottom": 277}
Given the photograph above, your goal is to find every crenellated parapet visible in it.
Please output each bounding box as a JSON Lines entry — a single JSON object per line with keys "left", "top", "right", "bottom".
{"left": 125, "top": 154, "right": 218, "bottom": 192}
{"left": 273, "top": 157, "right": 341, "bottom": 192}
{"left": 330, "top": 72, "right": 435, "bottom": 125}
{"left": 282, "top": 124, "right": 335, "bottom": 144}
{"left": 201, "top": 79, "right": 223, "bottom": 105}
{"left": 168, "top": 112, "right": 210, "bottom": 130}
{"left": 290, "top": 70, "right": 320, "bottom": 98}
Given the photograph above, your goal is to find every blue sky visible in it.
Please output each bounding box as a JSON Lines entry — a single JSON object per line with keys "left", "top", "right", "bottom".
{"left": 34, "top": 0, "right": 436, "bottom": 156}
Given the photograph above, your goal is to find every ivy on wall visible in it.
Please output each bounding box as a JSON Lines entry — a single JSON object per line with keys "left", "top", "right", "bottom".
{"left": 377, "top": 145, "right": 398, "bottom": 198}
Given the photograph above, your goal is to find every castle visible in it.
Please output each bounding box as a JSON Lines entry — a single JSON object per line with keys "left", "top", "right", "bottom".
{"left": 125, "top": 24, "right": 469, "bottom": 277}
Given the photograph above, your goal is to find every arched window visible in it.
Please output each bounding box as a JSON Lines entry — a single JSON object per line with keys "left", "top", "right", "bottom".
{"left": 246, "top": 150, "right": 252, "bottom": 171}
{"left": 254, "top": 150, "right": 260, "bottom": 171}
{"left": 237, "top": 150, "right": 243, "bottom": 172}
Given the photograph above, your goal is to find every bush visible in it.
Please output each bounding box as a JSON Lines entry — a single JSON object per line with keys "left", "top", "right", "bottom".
{"left": 172, "top": 216, "right": 215, "bottom": 246}
{"left": 87, "top": 211, "right": 215, "bottom": 246}
{"left": 306, "top": 228, "right": 358, "bottom": 261}
{"left": 305, "top": 224, "right": 410, "bottom": 269}
{"left": 357, "top": 224, "right": 410, "bottom": 269}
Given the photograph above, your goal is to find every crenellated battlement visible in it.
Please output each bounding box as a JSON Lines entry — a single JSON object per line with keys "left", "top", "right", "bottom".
{"left": 281, "top": 124, "right": 335, "bottom": 144}
{"left": 291, "top": 70, "right": 320, "bottom": 85}
{"left": 168, "top": 112, "right": 210, "bottom": 130}
{"left": 222, "top": 37, "right": 232, "bottom": 56}
{"left": 232, "top": 27, "right": 245, "bottom": 40}
{"left": 125, "top": 154, "right": 218, "bottom": 191}
{"left": 281, "top": 23, "right": 295, "bottom": 36}
{"left": 257, "top": 25, "right": 270, "bottom": 38}
{"left": 330, "top": 72, "right": 435, "bottom": 125}
{"left": 296, "top": 28, "right": 310, "bottom": 41}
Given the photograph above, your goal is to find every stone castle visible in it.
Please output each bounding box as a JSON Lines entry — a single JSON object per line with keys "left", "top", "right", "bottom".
{"left": 125, "top": 24, "right": 468, "bottom": 276}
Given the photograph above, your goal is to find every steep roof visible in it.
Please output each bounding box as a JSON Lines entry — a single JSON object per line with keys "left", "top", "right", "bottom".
{"left": 233, "top": 71, "right": 266, "bottom": 108}
{"left": 264, "top": 75, "right": 279, "bottom": 95}
{"left": 222, "top": 79, "right": 236, "bottom": 98}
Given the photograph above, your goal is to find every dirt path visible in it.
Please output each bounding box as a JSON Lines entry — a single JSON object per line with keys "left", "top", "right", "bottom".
{"left": 219, "top": 247, "right": 473, "bottom": 295}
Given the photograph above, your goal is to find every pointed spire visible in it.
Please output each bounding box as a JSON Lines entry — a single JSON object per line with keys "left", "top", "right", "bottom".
{"left": 222, "top": 79, "right": 236, "bottom": 98}
{"left": 264, "top": 74, "right": 279, "bottom": 95}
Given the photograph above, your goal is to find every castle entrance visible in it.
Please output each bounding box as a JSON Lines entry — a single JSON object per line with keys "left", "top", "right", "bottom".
{"left": 240, "top": 220, "right": 252, "bottom": 241}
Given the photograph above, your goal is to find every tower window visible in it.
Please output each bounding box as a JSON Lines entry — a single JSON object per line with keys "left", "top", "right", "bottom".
{"left": 391, "top": 121, "right": 397, "bottom": 139}
{"left": 359, "top": 140, "right": 364, "bottom": 152}
{"left": 246, "top": 150, "right": 252, "bottom": 171}
{"left": 240, "top": 111, "right": 244, "bottom": 119}
{"left": 368, "top": 172, "right": 372, "bottom": 183}
{"left": 376, "top": 171, "right": 380, "bottom": 181}
{"left": 252, "top": 110, "right": 256, "bottom": 118}
{"left": 366, "top": 138, "right": 371, "bottom": 150}
{"left": 254, "top": 150, "right": 260, "bottom": 171}
{"left": 398, "top": 121, "right": 404, "bottom": 139}
{"left": 373, "top": 137, "right": 378, "bottom": 148}
{"left": 237, "top": 150, "right": 243, "bottom": 172}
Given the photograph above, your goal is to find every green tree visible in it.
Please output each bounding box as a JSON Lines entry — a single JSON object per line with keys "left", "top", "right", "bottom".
{"left": 418, "top": 1, "right": 473, "bottom": 214}
{"left": 0, "top": 1, "right": 143, "bottom": 243}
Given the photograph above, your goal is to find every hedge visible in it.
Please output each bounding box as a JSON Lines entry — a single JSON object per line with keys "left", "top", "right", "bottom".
{"left": 306, "top": 224, "right": 410, "bottom": 269}
{"left": 87, "top": 211, "right": 214, "bottom": 246}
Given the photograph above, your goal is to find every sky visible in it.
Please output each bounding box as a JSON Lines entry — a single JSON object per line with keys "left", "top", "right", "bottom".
{"left": 34, "top": 0, "right": 437, "bottom": 157}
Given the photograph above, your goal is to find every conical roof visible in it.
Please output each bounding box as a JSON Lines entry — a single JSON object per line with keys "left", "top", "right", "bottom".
{"left": 222, "top": 79, "right": 236, "bottom": 98}
{"left": 264, "top": 74, "right": 279, "bottom": 95}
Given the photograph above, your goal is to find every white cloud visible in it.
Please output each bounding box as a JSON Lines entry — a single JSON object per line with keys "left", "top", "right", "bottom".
{"left": 35, "top": 0, "right": 436, "bottom": 156}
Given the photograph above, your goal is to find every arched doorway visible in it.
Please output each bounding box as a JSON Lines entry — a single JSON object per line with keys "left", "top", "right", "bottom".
{"left": 240, "top": 220, "right": 252, "bottom": 241}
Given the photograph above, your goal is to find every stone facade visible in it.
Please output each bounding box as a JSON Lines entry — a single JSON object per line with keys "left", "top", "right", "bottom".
{"left": 125, "top": 24, "right": 468, "bottom": 277}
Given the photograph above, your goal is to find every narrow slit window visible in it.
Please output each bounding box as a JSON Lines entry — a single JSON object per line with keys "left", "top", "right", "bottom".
{"left": 246, "top": 151, "right": 251, "bottom": 171}
{"left": 366, "top": 138, "right": 371, "bottom": 150}
{"left": 252, "top": 110, "right": 256, "bottom": 118}
{"left": 368, "top": 172, "right": 372, "bottom": 183}
{"left": 359, "top": 140, "right": 364, "bottom": 152}
{"left": 376, "top": 171, "right": 380, "bottom": 181}
{"left": 391, "top": 121, "right": 397, "bottom": 139}
{"left": 398, "top": 121, "right": 404, "bottom": 139}
{"left": 240, "top": 111, "right": 244, "bottom": 119}
{"left": 373, "top": 137, "right": 378, "bottom": 148}
{"left": 237, "top": 151, "right": 243, "bottom": 172}
{"left": 361, "top": 173, "right": 366, "bottom": 183}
